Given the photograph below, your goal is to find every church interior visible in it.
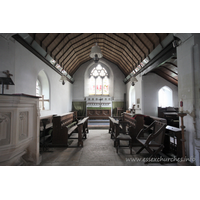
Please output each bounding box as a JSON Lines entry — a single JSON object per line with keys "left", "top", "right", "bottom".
{"left": 1, "top": 2, "right": 200, "bottom": 199}
{"left": 0, "top": 32, "right": 199, "bottom": 167}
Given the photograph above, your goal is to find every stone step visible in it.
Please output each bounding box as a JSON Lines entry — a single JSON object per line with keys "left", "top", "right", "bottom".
{"left": 88, "top": 119, "right": 109, "bottom": 124}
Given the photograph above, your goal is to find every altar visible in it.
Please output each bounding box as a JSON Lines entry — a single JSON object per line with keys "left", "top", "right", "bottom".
{"left": 86, "top": 96, "right": 112, "bottom": 119}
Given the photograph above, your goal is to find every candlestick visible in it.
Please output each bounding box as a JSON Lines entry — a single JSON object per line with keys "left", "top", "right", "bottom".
{"left": 179, "top": 99, "right": 183, "bottom": 112}
{"left": 177, "top": 112, "right": 190, "bottom": 165}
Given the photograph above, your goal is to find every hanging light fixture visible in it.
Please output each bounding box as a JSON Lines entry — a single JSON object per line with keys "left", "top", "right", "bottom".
{"left": 90, "top": 34, "right": 103, "bottom": 63}
{"left": 90, "top": 43, "right": 103, "bottom": 63}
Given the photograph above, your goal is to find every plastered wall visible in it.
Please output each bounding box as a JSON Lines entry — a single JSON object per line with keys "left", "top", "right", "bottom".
{"left": 72, "top": 58, "right": 126, "bottom": 102}
{"left": 0, "top": 36, "right": 73, "bottom": 116}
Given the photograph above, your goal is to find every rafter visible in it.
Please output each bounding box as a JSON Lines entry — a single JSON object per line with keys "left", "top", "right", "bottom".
{"left": 135, "top": 33, "right": 150, "bottom": 55}
{"left": 105, "top": 33, "right": 139, "bottom": 65}
{"left": 144, "top": 33, "right": 155, "bottom": 49}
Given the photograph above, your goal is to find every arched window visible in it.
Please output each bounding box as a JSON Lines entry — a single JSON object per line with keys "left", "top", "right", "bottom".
{"left": 89, "top": 64, "right": 109, "bottom": 95}
{"left": 158, "top": 86, "right": 173, "bottom": 107}
{"left": 36, "top": 70, "right": 50, "bottom": 110}
{"left": 36, "top": 79, "right": 42, "bottom": 97}
{"left": 36, "top": 79, "right": 43, "bottom": 109}
{"left": 129, "top": 86, "right": 136, "bottom": 109}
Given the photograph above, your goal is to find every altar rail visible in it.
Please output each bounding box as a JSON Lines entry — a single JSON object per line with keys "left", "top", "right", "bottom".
{"left": 87, "top": 109, "right": 111, "bottom": 119}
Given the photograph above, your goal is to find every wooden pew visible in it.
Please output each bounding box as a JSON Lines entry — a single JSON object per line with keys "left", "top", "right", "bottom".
{"left": 52, "top": 112, "right": 78, "bottom": 146}
{"left": 108, "top": 117, "right": 119, "bottom": 146}
{"left": 158, "top": 107, "right": 179, "bottom": 127}
{"left": 122, "top": 113, "right": 144, "bottom": 146}
{"left": 80, "top": 116, "right": 89, "bottom": 139}
{"left": 40, "top": 115, "right": 55, "bottom": 131}
{"left": 110, "top": 113, "right": 167, "bottom": 148}
{"left": 109, "top": 117, "right": 119, "bottom": 139}
{"left": 76, "top": 117, "right": 89, "bottom": 147}
{"left": 122, "top": 113, "right": 167, "bottom": 146}
{"left": 40, "top": 114, "right": 57, "bottom": 150}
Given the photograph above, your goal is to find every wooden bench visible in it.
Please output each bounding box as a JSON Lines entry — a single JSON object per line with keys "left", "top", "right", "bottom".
{"left": 52, "top": 112, "right": 78, "bottom": 146}
{"left": 40, "top": 114, "right": 57, "bottom": 131}
{"left": 122, "top": 113, "right": 145, "bottom": 146}
{"left": 109, "top": 117, "right": 119, "bottom": 139}
{"left": 109, "top": 117, "right": 120, "bottom": 146}
{"left": 76, "top": 117, "right": 89, "bottom": 147}
{"left": 40, "top": 114, "right": 57, "bottom": 150}
{"left": 122, "top": 113, "right": 167, "bottom": 146}
{"left": 158, "top": 107, "right": 179, "bottom": 127}
{"left": 79, "top": 116, "right": 89, "bottom": 138}
{"left": 109, "top": 117, "right": 134, "bottom": 148}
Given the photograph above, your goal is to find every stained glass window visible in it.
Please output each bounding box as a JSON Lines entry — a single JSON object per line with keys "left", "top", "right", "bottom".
{"left": 89, "top": 64, "right": 109, "bottom": 95}
{"left": 96, "top": 76, "right": 102, "bottom": 95}
{"left": 103, "top": 76, "right": 109, "bottom": 95}
{"left": 89, "top": 76, "right": 95, "bottom": 95}
{"left": 36, "top": 79, "right": 41, "bottom": 96}
{"left": 36, "top": 79, "right": 43, "bottom": 110}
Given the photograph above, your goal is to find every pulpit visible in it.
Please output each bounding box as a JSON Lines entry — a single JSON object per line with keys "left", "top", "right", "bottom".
{"left": 0, "top": 94, "right": 40, "bottom": 165}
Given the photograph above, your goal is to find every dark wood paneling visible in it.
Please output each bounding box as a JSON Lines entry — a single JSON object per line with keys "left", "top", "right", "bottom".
{"left": 87, "top": 109, "right": 111, "bottom": 119}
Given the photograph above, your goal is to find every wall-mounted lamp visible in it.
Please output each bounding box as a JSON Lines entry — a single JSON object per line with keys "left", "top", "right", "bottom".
{"left": 131, "top": 76, "right": 138, "bottom": 86}
{"left": 132, "top": 77, "right": 138, "bottom": 82}
{"left": 59, "top": 75, "right": 67, "bottom": 85}
{"left": 172, "top": 39, "right": 182, "bottom": 48}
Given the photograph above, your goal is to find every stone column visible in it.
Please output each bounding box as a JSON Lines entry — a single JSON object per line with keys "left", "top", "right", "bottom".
{"left": 175, "top": 33, "right": 200, "bottom": 165}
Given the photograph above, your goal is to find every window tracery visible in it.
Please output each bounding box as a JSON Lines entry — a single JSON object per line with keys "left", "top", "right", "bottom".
{"left": 89, "top": 64, "right": 109, "bottom": 95}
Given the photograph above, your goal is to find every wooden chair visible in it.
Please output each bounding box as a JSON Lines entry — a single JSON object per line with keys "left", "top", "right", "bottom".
{"left": 116, "top": 121, "right": 132, "bottom": 155}
{"left": 117, "top": 107, "right": 123, "bottom": 116}
{"left": 136, "top": 120, "right": 166, "bottom": 159}
{"left": 129, "top": 114, "right": 145, "bottom": 146}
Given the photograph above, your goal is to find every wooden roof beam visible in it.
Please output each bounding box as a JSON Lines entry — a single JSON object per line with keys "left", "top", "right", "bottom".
{"left": 135, "top": 33, "right": 150, "bottom": 55}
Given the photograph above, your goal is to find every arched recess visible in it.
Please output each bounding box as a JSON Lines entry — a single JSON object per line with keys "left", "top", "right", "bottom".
{"left": 158, "top": 86, "right": 173, "bottom": 107}
{"left": 129, "top": 85, "right": 136, "bottom": 109}
{"left": 84, "top": 60, "right": 114, "bottom": 97}
{"left": 36, "top": 70, "right": 50, "bottom": 110}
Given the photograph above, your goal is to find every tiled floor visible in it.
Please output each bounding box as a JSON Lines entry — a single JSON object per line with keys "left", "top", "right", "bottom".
{"left": 38, "top": 129, "right": 188, "bottom": 166}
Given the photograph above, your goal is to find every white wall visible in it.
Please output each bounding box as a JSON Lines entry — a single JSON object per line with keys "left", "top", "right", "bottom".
{"left": 126, "top": 74, "right": 143, "bottom": 114}
{"left": 129, "top": 86, "right": 135, "bottom": 108}
{"left": 126, "top": 73, "right": 178, "bottom": 116}
{"left": 176, "top": 33, "right": 200, "bottom": 165}
{"left": 142, "top": 73, "right": 178, "bottom": 116}
{"left": 72, "top": 58, "right": 126, "bottom": 102}
{"left": 0, "top": 36, "right": 73, "bottom": 117}
{"left": 0, "top": 36, "right": 15, "bottom": 94}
